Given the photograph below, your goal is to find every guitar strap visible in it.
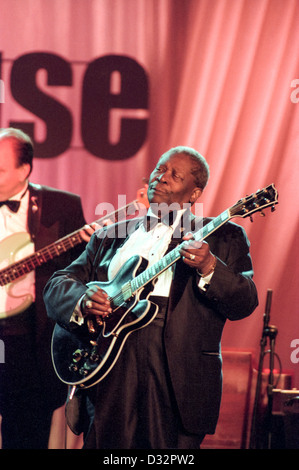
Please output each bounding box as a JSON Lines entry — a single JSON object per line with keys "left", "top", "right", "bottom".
{"left": 27, "top": 183, "right": 43, "bottom": 245}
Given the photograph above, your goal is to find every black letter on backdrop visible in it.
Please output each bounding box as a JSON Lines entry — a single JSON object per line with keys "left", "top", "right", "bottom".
{"left": 10, "top": 52, "right": 72, "bottom": 158}
{"left": 82, "top": 55, "right": 148, "bottom": 160}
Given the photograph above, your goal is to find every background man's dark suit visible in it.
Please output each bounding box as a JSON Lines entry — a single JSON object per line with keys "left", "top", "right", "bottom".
{"left": 0, "top": 182, "right": 86, "bottom": 448}
{"left": 44, "top": 213, "right": 258, "bottom": 442}
{"left": 27, "top": 182, "right": 87, "bottom": 408}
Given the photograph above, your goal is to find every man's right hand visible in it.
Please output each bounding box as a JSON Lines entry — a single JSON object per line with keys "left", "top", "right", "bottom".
{"left": 81, "top": 285, "right": 112, "bottom": 318}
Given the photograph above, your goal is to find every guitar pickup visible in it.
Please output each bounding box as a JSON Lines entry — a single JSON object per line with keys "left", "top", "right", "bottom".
{"left": 121, "top": 282, "right": 133, "bottom": 301}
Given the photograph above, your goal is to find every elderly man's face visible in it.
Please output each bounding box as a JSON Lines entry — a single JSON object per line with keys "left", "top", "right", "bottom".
{"left": 147, "top": 152, "right": 202, "bottom": 210}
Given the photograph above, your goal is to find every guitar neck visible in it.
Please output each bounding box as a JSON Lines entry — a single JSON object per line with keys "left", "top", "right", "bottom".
{"left": 0, "top": 198, "right": 142, "bottom": 286}
{"left": 130, "top": 210, "right": 230, "bottom": 293}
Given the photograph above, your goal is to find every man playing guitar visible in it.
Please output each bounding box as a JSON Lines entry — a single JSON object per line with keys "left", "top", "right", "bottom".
{"left": 44, "top": 146, "right": 261, "bottom": 449}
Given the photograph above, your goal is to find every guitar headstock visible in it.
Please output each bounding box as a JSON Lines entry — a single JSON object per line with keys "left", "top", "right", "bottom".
{"left": 229, "top": 184, "right": 278, "bottom": 219}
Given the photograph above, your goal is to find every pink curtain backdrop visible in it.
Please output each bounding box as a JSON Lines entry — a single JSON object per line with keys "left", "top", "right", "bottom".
{"left": 0, "top": 0, "right": 298, "bottom": 448}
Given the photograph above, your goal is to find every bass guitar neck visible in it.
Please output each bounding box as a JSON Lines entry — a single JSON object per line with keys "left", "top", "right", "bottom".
{"left": 0, "top": 187, "right": 149, "bottom": 318}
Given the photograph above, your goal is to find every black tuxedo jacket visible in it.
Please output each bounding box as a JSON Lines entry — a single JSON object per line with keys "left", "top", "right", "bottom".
{"left": 26, "top": 182, "right": 86, "bottom": 410}
{"left": 44, "top": 213, "right": 258, "bottom": 433}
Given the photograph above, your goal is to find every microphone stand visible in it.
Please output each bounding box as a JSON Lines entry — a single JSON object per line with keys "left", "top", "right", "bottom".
{"left": 249, "top": 289, "right": 278, "bottom": 449}
{"left": 265, "top": 316, "right": 278, "bottom": 449}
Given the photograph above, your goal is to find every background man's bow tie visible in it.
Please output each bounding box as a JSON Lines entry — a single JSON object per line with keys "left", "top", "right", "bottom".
{"left": 0, "top": 200, "right": 21, "bottom": 213}
{"left": 0, "top": 187, "right": 28, "bottom": 213}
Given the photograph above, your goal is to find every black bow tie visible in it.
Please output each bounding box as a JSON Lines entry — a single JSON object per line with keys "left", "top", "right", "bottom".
{"left": 144, "top": 211, "right": 177, "bottom": 231}
{"left": 0, "top": 200, "right": 21, "bottom": 213}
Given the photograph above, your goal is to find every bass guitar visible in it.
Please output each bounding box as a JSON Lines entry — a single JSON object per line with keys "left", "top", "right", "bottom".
{"left": 51, "top": 184, "right": 278, "bottom": 390}
{"left": 0, "top": 187, "right": 149, "bottom": 318}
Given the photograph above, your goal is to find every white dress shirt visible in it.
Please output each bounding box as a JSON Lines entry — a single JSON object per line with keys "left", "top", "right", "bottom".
{"left": 0, "top": 184, "right": 35, "bottom": 318}
{"left": 108, "top": 208, "right": 185, "bottom": 297}
{"left": 108, "top": 208, "right": 213, "bottom": 297}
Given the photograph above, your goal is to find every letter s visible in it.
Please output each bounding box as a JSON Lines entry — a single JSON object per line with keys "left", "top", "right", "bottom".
{"left": 10, "top": 52, "right": 72, "bottom": 158}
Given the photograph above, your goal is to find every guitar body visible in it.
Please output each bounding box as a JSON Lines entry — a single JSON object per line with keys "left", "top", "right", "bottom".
{"left": 0, "top": 232, "right": 34, "bottom": 319}
{"left": 51, "top": 255, "right": 159, "bottom": 389}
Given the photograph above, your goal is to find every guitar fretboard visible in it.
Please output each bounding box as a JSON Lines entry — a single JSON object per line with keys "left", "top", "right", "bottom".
{"left": 0, "top": 232, "right": 83, "bottom": 286}
{"left": 130, "top": 210, "right": 230, "bottom": 294}
{"left": 0, "top": 198, "right": 144, "bottom": 286}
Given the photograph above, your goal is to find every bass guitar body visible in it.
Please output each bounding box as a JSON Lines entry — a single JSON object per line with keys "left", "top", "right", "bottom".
{"left": 0, "top": 232, "right": 34, "bottom": 319}
{"left": 51, "top": 255, "right": 158, "bottom": 389}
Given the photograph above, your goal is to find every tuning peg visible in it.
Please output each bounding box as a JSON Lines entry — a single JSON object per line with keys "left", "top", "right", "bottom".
{"left": 260, "top": 210, "right": 265, "bottom": 217}
{"left": 271, "top": 205, "right": 276, "bottom": 212}
{"left": 250, "top": 216, "right": 254, "bottom": 223}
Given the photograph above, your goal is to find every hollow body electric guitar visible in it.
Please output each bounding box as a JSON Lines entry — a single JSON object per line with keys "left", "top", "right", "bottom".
{"left": 0, "top": 187, "right": 149, "bottom": 319}
{"left": 51, "top": 184, "right": 278, "bottom": 390}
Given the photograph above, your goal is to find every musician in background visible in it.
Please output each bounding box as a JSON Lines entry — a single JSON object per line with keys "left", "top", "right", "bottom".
{"left": 0, "top": 127, "right": 95, "bottom": 449}
{"left": 44, "top": 146, "right": 259, "bottom": 449}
